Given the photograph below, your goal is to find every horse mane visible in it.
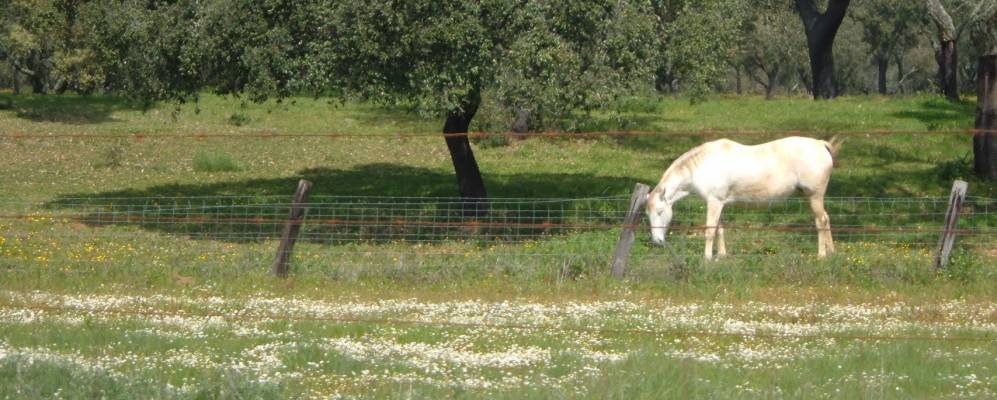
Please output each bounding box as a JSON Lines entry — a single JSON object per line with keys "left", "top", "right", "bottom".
{"left": 654, "top": 143, "right": 707, "bottom": 194}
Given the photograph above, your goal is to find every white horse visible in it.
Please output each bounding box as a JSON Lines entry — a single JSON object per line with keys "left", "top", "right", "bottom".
{"left": 645, "top": 136, "right": 841, "bottom": 259}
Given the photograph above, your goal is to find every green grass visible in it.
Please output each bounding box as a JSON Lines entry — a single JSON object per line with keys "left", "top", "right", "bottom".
{"left": 0, "top": 92, "right": 995, "bottom": 398}
{"left": 192, "top": 149, "right": 241, "bottom": 172}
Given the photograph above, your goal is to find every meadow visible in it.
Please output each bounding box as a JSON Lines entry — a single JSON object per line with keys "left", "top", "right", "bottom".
{"left": 0, "top": 92, "right": 995, "bottom": 398}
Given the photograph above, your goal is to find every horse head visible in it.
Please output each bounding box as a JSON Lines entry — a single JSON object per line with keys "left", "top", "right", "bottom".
{"left": 645, "top": 190, "right": 673, "bottom": 246}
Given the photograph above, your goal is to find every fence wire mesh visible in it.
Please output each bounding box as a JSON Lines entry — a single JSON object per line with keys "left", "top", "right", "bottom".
{"left": 0, "top": 194, "right": 994, "bottom": 278}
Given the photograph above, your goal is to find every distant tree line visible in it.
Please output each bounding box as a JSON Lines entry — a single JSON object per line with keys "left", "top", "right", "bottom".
{"left": 2, "top": 0, "right": 995, "bottom": 192}
{"left": 3, "top": 1, "right": 991, "bottom": 100}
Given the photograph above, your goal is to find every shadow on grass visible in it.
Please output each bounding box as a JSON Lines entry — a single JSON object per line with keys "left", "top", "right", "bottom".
{"left": 45, "top": 163, "right": 641, "bottom": 245}
{"left": 889, "top": 98, "right": 975, "bottom": 129}
{"left": 829, "top": 161, "right": 966, "bottom": 197}
{"left": 50, "top": 163, "right": 639, "bottom": 199}
{"left": 0, "top": 93, "right": 145, "bottom": 124}
{"left": 840, "top": 142, "right": 930, "bottom": 166}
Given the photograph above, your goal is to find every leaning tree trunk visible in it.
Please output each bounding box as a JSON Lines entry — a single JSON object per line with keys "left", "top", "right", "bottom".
{"left": 795, "top": 0, "right": 850, "bottom": 99}
{"left": 443, "top": 89, "right": 489, "bottom": 215}
{"left": 975, "top": 55, "right": 997, "bottom": 180}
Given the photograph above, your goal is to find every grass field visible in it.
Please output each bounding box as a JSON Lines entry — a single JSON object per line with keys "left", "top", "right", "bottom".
{"left": 0, "top": 92, "right": 995, "bottom": 398}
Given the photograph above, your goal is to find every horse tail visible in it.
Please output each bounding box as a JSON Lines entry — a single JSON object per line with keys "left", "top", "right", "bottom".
{"left": 824, "top": 135, "right": 843, "bottom": 166}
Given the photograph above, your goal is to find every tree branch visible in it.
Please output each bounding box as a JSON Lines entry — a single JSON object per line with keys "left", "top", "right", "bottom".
{"left": 823, "top": 0, "right": 851, "bottom": 24}
{"left": 926, "top": 0, "right": 956, "bottom": 42}
{"left": 10, "top": 61, "right": 36, "bottom": 77}
{"left": 794, "top": 0, "right": 819, "bottom": 25}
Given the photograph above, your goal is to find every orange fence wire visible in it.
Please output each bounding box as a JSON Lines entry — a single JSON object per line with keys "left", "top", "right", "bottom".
{"left": 1, "top": 128, "right": 996, "bottom": 141}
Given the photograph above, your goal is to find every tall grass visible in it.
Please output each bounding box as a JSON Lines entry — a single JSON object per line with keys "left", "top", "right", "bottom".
{"left": 192, "top": 150, "right": 240, "bottom": 172}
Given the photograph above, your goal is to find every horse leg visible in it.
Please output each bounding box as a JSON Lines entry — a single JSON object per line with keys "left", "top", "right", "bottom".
{"left": 809, "top": 195, "right": 833, "bottom": 257}
{"left": 705, "top": 200, "right": 724, "bottom": 260}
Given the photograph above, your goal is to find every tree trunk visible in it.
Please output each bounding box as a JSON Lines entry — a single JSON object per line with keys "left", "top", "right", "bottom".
{"left": 895, "top": 57, "right": 905, "bottom": 93}
{"left": 936, "top": 39, "right": 959, "bottom": 101}
{"left": 975, "top": 55, "right": 997, "bottom": 180}
{"left": 655, "top": 67, "right": 674, "bottom": 93}
{"left": 764, "top": 67, "right": 780, "bottom": 100}
{"left": 53, "top": 78, "right": 68, "bottom": 95}
{"left": 443, "top": 89, "right": 489, "bottom": 215}
{"left": 735, "top": 66, "right": 742, "bottom": 95}
{"left": 809, "top": 39, "right": 836, "bottom": 99}
{"left": 876, "top": 57, "right": 888, "bottom": 95}
{"left": 30, "top": 74, "right": 45, "bottom": 94}
{"left": 512, "top": 107, "right": 530, "bottom": 134}
{"left": 927, "top": 0, "right": 959, "bottom": 101}
{"left": 795, "top": 0, "right": 851, "bottom": 99}
{"left": 797, "top": 67, "right": 812, "bottom": 95}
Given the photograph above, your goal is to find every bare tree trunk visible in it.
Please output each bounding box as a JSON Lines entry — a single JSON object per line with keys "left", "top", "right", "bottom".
{"left": 927, "top": 0, "right": 959, "bottom": 101}
{"left": 512, "top": 107, "right": 530, "bottom": 133}
{"left": 443, "top": 88, "right": 489, "bottom": 215}
{"left": 970, "top": 5, "right": 997, "bottom": 180}
{"left": 975, "top": 55, "right": 997, "bottom": 180}
{"left": 876, "top": 57, "right": 888, "bottom": 95}
{"left": 29, "top": 73, "right": 45, "bottom": 94}
{"left": 795, "top": 0, "right": 851, "bottom": 99}
{"left": 735, "top": 65, "right": 742, "bottom": 95}
{"left": 937, "top": 40, "right": 959, "bottom": 100}
{"left": 810, "top": 43, "right": 836, "bottom": 98}
{"left": 895, "top": 57, "right": 905, "bottom": 93}
{"left": 12, "top": 70, "right": 20, "bottom": 95}
{"left": 765, "top": 67, "right": 780, "bottom": 100}
{"left": 797, "top": 67, "right": 812, "bottom": 95}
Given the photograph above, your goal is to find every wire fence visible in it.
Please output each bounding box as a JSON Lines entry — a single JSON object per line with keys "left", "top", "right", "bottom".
{"left": 1, "top": 194, "right": 994, "bottom": 277}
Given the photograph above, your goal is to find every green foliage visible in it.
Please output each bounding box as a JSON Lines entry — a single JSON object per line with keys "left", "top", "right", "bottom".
{"left": 853, "top": 0, "right": 923, "bottom": 63}
{"left": 969, "top": 1, "right": 997, "bottom": 56}
{"left": 0, "top": 0, "right": 60, "bottom": 92}
{"left": 655, "top": 0, "right": 746, "bottom": 101}
{"left": 5, "top": 0, "right": 656, "bottom": 130}
{"left": 737, "top": 2, "right": 808, "bottom": 98}
{"left": 304, "top": 0, "right": 658, "bottom": 125}
{"left": 75, "top": 1, "right": 203, "bottom": 103}
{"left": 851, "top": 0, "right": 924, "bottom": 93}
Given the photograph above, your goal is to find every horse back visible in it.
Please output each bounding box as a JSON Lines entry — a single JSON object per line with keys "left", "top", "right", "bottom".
{"left": 696, "top": 137, "right": 834, "bottom": 201}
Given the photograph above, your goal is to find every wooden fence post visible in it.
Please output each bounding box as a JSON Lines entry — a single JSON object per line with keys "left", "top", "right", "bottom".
{"left": 933, "top": 180, "right": 968, "bottom": 270}
{"left": 611, "top": 183, "right": 650, "bottom": 279}
{"left": 271, "top": 179, "right": 313, "bottom": 278}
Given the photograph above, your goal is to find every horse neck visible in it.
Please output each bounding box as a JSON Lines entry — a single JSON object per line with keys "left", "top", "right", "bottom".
{"left": 654, "top": 168, "right": 692, "bottom": 202}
